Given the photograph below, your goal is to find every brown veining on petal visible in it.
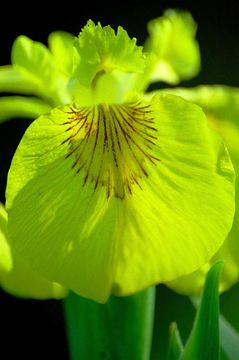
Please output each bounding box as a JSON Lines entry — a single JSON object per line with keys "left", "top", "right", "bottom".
{"left": 62, "top": 101, "right": 160, "bottom": 199}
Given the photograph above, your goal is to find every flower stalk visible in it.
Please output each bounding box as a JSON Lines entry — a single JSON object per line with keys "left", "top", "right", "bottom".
{"left": 64, "top": 287, "right": 155, "bottom": 360}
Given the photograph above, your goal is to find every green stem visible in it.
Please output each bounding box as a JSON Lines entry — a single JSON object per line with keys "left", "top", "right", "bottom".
{"left": 63, "top": 287, "right": 155, "bottom": 360}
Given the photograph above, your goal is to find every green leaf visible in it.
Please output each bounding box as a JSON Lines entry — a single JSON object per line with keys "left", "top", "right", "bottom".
{"left": 181, "top": 261, "right": 223, "bottom": 360}
{"left": 144, "top": 9, "right": 200, "bottom": 85}
{"left": 0, "top": 96, "right": 51, "bottom": 123}
{"left": 220, "top": 281, "right": 239, "bottom": 337}
{"left": 220, "top": 313, "right": 239, "bottom": 360}
{"left": 73, "top": 20, "right": 145, "bottom": 87}
{"left": 189, "top": 283, "right": 239, "bottom": 360}
{"left": 6, "top": 95, "right": 235, "bottom": 302}
{"left": 167, "top": 322, "right": 184, "bottom": 360}
{"left": 151, "top": 286, "right": 195, "bottom": 359}
{"left": 48, "top": 31, "right": 75, "bottom": 76}
{"left": 64, "top": 287, "right": 155, "bottom": 360}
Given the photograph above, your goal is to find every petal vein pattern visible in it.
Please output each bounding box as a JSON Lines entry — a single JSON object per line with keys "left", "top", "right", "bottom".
{"left": 62, "top": 102, "right": 160, "bottom": 199}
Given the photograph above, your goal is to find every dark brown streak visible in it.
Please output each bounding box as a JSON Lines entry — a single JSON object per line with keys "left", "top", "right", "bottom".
{"left": 62, "top": 109, "right": 92, "bottom": 143}
{"left": 101, "top": 106, "right": 108, "bottom": 154}
{"left": 71, "top": 112, "right": 96, "bottom": 167}
{"left": 133, "top": 120, "right": 158, "bottom": 132}
{"left": 67, "top": 114, "right": 90, "bottom": 140}
{"left": 114, "top": 107, "right": 160, "bottom": 166}
{"left": 131, "top": 174, "right": 143, "bottom": 189}
{"left": 94, "top": 176, "right": 100, "bottom": 191}
{"left": 93, "top": 107, "right": 106, "bottom": 191}
{"left": 126, "top": 182, "right": 132, "bottom": 195}
{"left": 72, "top": 115, "right": 90, "bottom": 136}
{"left": 111, "top": 107, "right": 148, "bottom": 177}
{"left": 76, "top": 162, "right": 88, "bottom": 175}
{"left": 82, "top": 107, "right": 100, "bottom": 185}
{"left": 121, "top": 109, "right": 158, "bottom": 140}
{"left": 108, "top": 108, "right": 119, "bottom": 168}
{"left": 124, "top": 130, "right": 160, "bottom": 165}
{"left": 65, "top": 106, "right": 78, "bottom": 113}
{"left": 121, "top": 107, "right": 157, "bottom": 131}
{"left": 107, "top": 172, "right": 111, "bottom": 199}
{"left": 63, "top": 112, "right": 91, "bottom": 123}
{"left": 73, "top": 108, "right": 97, "bottom": 167}
{"left": 110, "top": 109, "right": 122, "bottom": 152}
{"left": 61, "top": 115, "right": 89, "bottom": 145}
{"left": 75, "top": 140, "right": 96, "bottom": 173}
{"left": 62, "top": 117, "right": 79, "bottom": 125}
{"left": 66, "top": 108, "right": 95, "bottom": 163}
{"left": 66, "top": 106, "right": 90, "bottom": 115}
{"left": 131, "top": 103, "right": 152, "bottom": 112}
{"left": 117, "top": 107, "right": 157, "bottom": 146}
{"left": 62, "top": 110, "right": 92, "bottom": 130}
{"left": 62, "top": 103, "right": 161, "bottom": 198}
{"left": 123, "top": 103, "right": 152, "bottom": 114}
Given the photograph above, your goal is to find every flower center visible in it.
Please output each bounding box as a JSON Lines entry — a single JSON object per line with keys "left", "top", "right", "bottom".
{"left": 63, "top": 101, "right": 160, "bottom": 199}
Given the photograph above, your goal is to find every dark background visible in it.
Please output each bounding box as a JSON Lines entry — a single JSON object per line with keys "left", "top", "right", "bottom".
{"left": 0, "top": 1, "right": 238, "bottom": 359}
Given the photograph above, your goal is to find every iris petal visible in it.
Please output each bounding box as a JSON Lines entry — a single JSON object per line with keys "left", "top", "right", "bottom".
{"left": 6, "top": 94, "right": 235, "bottom": 302}
{"left": 0, "top": 203, "right": 67, "bottom": 299}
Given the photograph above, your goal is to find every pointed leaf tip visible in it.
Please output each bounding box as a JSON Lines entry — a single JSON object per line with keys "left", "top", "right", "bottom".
{"left": 181, "top": 261, "right": 224, "bottom": 360}
{"left": 167, "top": 322, "right": 184, "bottom": 360}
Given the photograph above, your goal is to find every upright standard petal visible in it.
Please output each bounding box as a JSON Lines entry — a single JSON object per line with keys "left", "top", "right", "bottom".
{"left": 6, "top": 94, "right": 235, "bottom": 302}
{"left": 48, "top": 31, "right": 75, "bottom": 76}
{"left": 11, "top": 35, "right": 71, "bottom": 105}
{"left": 12, "top": 35, "right": 58, "bottom": 93}
{"left": 144, "top": 9, "right": 200, "bottom": 85}
{"left": 72, "top": 20, "right": 145, "bottom": 87}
